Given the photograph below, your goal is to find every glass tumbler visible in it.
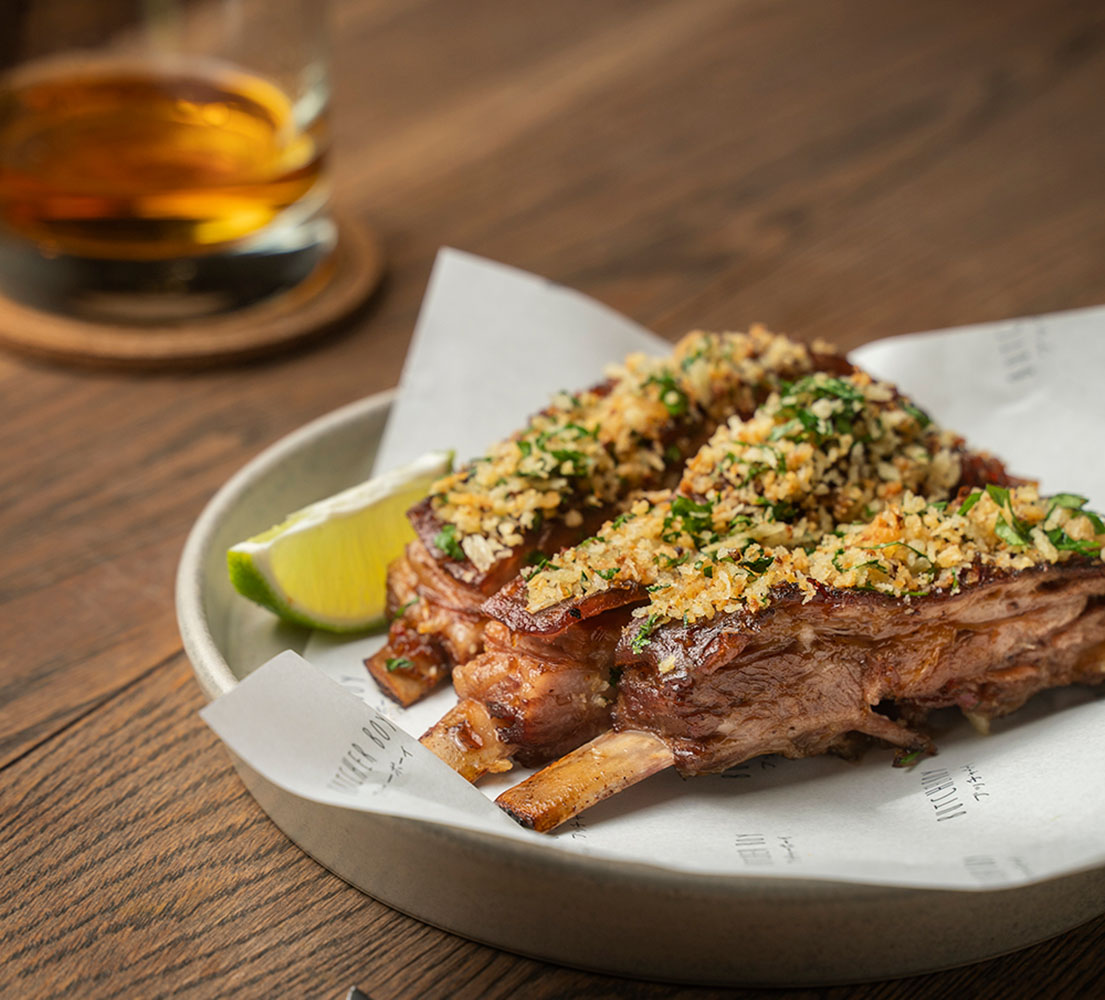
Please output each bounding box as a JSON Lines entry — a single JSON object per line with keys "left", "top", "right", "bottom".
{"left": 0, "top": 0, "right": 333, "bottom": 321}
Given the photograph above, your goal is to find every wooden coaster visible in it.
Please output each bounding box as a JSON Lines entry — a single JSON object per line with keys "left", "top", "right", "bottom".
{"left": 0, "top": 214, "right": 384, "bottom": 369}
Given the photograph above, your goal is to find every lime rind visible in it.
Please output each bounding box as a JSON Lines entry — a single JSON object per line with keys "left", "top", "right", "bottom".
{"left": 226, "top": 449, "right": 452, "bottom": 632}
{"left": 228, "top": 546, "right": 389, "bottom": 632}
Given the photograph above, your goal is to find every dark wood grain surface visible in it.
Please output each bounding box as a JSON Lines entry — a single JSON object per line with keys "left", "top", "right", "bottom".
{"left": 3, "top": 0, "right": 1105, "bottom": 996}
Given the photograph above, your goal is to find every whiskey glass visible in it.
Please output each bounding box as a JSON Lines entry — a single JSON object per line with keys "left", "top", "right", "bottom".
{"left": 0, "top": 0, "right": 333, "bottom": 321}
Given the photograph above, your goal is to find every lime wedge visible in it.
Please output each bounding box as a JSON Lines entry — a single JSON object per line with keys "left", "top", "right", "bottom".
{"left": 227, "top": 449, "right": 453, "bottom": 632}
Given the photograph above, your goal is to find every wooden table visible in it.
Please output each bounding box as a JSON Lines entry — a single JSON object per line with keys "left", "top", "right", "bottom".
{"left": 4, "top": 0, "right": 1105, "bottom": 996}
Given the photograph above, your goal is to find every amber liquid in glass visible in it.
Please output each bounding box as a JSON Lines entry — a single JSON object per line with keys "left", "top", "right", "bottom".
{"left": 0, "top": 61, "right": 330, "bottom": 318}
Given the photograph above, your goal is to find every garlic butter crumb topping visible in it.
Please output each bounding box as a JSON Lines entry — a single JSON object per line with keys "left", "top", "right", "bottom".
{"left": 524, "top": 373, "right": 1102, "bottom": 629}
{"left": 807, "top": 486, "right": 1105, "bottom": 599}
{"left": 525, "top": 371, "right": 958, "bottom": 615}
{"left": 427, "top": 327, "right": 826, "bottom": 569}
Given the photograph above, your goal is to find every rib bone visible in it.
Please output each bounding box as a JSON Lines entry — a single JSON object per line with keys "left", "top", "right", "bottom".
{"left": 495, "top": 730, "right": 674, "bottom": 832}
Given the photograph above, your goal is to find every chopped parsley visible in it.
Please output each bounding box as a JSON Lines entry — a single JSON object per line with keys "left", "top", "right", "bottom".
{"left": 984, "top": 483, "right": 1011, "bottom": 508}
{"left": 1047, "top": 493, "right": 1105, "bottom": 533}
{"left": 863, "top": 540, "right": 931, "bottom": 562}
{"left": 549, "top": 448, "right": 590, "bottom": 474}
{"left": 902, "top": 401, "right": 931, "bottom": 427}
{"left": 645, "top": 372, "right": 689, "bottom": 417}
{"left": 680, "top": 347, "right": 707, "bottom": 371}
{"left": 956, "top": 490, "right": 982, "bottom": 516}
{"left": 433, "top": 523, "right": 465, "bottom": 561}
{"left": 663, "top": 495, "right": 716, "bottom": 546}
{"left": 1046, "top": 528, "right": 1102, "bottom": 556}
{"left": 994, "top": 515, "right": 1029, "bottom": 547}
{"left": 894, "top": 748, "right": 924, "bottom": 768}
{"left": 631, "top": 613, "right": 659, "bottom": 654}
{"left": 769, "top": 375, "right": 867, "bottom": 446}
{"left": 742, "top": 554, "right": 775, "bottom": 575}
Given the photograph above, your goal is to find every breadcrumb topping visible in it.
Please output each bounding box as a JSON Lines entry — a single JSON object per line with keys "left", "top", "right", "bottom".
{"left": 427, "top": 327, "right": 829, "bottom": 570}
{"left": 525, "top": 371, "right": 960, "bottom": 615}
{"left": 524, "top": 371, "right": 1105, "bottom": 632}
{"left": 808, "top": 485, "right": 1105, "bottom": 597}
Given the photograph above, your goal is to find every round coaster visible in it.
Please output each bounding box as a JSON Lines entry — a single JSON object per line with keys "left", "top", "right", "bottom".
{"left": 0, "top": 214, "right": 384, "bottom": 369}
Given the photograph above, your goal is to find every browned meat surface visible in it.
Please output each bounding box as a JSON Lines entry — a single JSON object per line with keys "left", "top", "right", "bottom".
{"left": 406, "top": 492, "right": 615, "bottom": 596}
{"left": 498, "top": 562, "right": 1105, "bottom": 830}
{"left": 419, "top": 366, "right": 1104, "bottom": 829}
{"left": 382, "top": 426, "right": 1022, "bottom": 711}
{"left": 370, "top": 501, "right": 649, "bottom": 706}
{"left": 419, "top": 698, "right": 515, "bottom": 782}
{"left": 617, "top": 563, "right": 1105, "bottom": 773}
{"left": 452, "top": 606, "right": 637, "bottom": 763}
{"left": 418, "top": 579, "right": 645, "bottom": 774}
{"left": 366, "top": 538, "right": 486, "bottom": 705}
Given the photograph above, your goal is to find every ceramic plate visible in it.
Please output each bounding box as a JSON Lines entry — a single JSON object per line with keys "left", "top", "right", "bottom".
{"left": 176, "top": 392, "right": 1105, "bottom": 986}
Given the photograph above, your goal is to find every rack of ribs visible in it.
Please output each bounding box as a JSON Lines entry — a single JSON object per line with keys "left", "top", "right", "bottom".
{"left": 498, "top": 489, "right": 1105, "bottom": 831}
{"left": 367, "top": 328, "right": 848, "bottom": 705}
{"left": 420, "top": 370, "right": 1029, "bottom": 781}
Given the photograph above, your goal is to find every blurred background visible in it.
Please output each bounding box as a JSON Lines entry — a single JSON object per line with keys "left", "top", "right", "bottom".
{"left": 333, "top": 0, "right": 1105, "bottom": 352}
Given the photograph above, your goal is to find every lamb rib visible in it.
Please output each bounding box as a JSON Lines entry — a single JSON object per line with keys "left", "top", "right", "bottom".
{"left": 422, "top": 369, "right": 1023, "bottom": 779}
{"left": 496, "top": 496, "right": 1105, "bottom": 831}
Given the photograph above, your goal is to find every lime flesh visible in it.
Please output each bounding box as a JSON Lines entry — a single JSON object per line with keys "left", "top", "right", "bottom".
{"left": 227, "top": 449, "right": 452, "bottom": 632}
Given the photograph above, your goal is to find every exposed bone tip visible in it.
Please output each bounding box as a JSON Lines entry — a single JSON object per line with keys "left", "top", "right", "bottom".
{"left": 496, "top": 801, "right": 539, "bottom": 831}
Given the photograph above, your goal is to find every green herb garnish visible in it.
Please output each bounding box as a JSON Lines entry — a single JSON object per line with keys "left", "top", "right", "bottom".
{"left": 1047, "top": 493, "right": 1105, "bottom": 533}
{"left": 995, "top": 515, "right": 1029, "bottom": 547}
{"left": 433, "top": 523, "right": 465, "bottom": 560}
{"left": 742, "top": 555, "right": 775, "bottom": 574}
{"left": 1046, "top": 528, "right": 1102, "bottom": 556}
{"left": 662, "top": 495, "right": 715, "bottom": 546}
{"left": 902, "top": 401, "right": 931, "bottom": 427}
{"left": 957, "top": 491, "right": 982, "bottom": 516}
{"left": 1048, "top": 492, "right": 1088, "bottom": 510}
{"left": 863, "top": 540, "right": 931, "bottom": 562}
{"left": 984, "top": 483, "right": 1011, "bottom": 509}
{"left": 631, "top": 613, "right": 659, "bottom": 654}
{"left": 646, "top": 372, "right": 689, "bottom": 417}
{"left": 895, "top": 748, "right": 924, "bottom": 768}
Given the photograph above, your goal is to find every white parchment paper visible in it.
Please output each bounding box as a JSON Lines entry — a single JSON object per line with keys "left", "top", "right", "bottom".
{"left": 202, "top": 251, "right": 1105, "bottom": 891}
